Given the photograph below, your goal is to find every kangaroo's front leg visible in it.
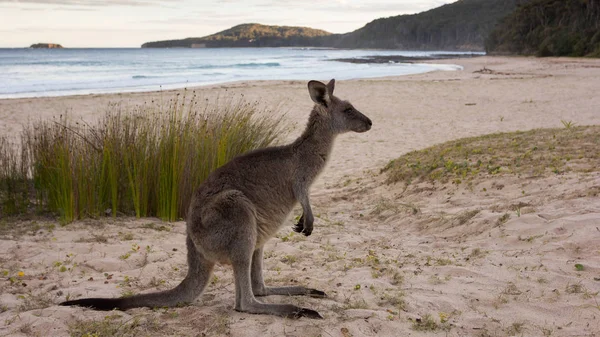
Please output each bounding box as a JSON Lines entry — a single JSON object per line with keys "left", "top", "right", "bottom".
{"left": 251, "top": 247, "right": 326, "bottom": 298}
{"left": 292, "top": 187, "right": 314, "bottom": 236}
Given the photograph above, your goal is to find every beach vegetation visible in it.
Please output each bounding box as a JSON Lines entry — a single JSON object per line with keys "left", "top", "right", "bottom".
{"left": 411, "top": 314, "right": 447, "bottom": 331}
{"left": 0, "top": 93, "right": 284, "bottom": 222}
{"left": 561, "top": 120, "right": 576, "bottom": 129}
{"left": 505, "top": 322, "right": 526, "bottom": 336}
{"left": 68, "top": 314, "right": 167, "bottom": 337}
{"left": 382, "top": 126, "right": 600, "bottom": 186}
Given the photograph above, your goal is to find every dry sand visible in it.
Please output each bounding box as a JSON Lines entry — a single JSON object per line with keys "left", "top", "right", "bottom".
{"left": 1, "top": 56, "right": 599, "bottom": 336}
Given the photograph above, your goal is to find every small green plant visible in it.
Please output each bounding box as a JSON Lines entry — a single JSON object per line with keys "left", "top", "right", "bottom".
{"left": 412, "top": 314, "right": 440, "bottom": 331}
{"left": 566, "top": 283, "right": 584, "bottom": 294}
{"left": 344, "top": 297, "right": 369, "bottom": 309}
{"left": 280, "top": 255, "right": 297, "bottom": 266}
{"left": 574, "top": 263, "right": 585, "bottom": 271}
{"left": 436, "top": 258, "right": 453, "bottom": 266}
{"left": 391, "top": 272, "right": 404, "bottom": 286}
{"left": 561, "top": 120, "right": 575, "bottom": 129}
{"left": 496, "top": 213, "right": 510, "bottom": 226}
{"left": 379, "top": 291, "right": 407, "bottom": 311}
{"left": 468, "top": 248, "right": 487, "bottom": 260}
{"left": 506, "top": 322, "right": 525, "bottom": 335}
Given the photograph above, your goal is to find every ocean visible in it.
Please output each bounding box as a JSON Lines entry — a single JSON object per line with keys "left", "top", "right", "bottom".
{"left": 0, "top": 48, "right": 476, "bottom": 99}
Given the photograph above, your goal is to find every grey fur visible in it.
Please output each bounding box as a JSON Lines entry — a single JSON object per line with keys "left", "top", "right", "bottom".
{"left": 60, "top": 79, "right": 372, "bottom": 319}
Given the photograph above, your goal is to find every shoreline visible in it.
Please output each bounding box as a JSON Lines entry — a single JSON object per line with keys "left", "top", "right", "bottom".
{"left": 0, "top": 49, "right": 474, "bottom": 100}
{"left": 329, "top": 52, "right": 484, "bottom": 64}
{"left": 0, "top": 55, "right": 473, "bottom": 102}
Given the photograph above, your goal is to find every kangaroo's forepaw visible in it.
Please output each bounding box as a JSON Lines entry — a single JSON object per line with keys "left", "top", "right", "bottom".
{"left": 293, "top": 214, "right": 304, "bottom": 233}
{"left": 293, "top": 307, "right": 323, "bottom": 319}
{"left": 306, "top": 288, "right": 327, "bottom": 298}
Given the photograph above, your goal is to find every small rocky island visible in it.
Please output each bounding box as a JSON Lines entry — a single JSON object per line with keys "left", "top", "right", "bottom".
{"left": 30, "top": 43, "right": 63, "bottom": 49}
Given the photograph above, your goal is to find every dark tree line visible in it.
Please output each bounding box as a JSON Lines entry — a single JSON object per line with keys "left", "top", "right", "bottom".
{"left": 320, "top": 0, "right": 524, "bottom": 51}
{"left": 486, "top": 0, "right": 600, "bottom": 57}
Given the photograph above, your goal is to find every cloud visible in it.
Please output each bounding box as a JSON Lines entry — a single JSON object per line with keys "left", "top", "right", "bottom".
{"left": 0, "top": 0, "right": 179, "bottom": 7}
{"left": 241, "top": 0, "right": 454, "bottom": 14}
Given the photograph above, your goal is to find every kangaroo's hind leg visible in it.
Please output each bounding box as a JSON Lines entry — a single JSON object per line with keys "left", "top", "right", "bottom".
{"left": 232, "top": 244, "right": 322, "bottom": 319}
{"left": 251, "top": 247, "right": 326, "bottom": 298}
{"left": 204, "top": 190, "right": 323, "bottom": 319}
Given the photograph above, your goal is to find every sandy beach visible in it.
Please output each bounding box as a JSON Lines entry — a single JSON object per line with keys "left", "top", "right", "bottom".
{"left": 1, "top": 56, "right": 600, "bottom": 336}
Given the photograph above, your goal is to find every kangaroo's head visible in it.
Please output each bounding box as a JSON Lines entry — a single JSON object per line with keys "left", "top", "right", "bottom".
{"left": 308, "top": 79, "right": 372, "bottom": 134}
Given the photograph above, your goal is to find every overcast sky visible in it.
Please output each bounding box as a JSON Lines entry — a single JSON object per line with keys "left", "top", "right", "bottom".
{"left": 0, "top": 0, "right": 454, "bottom": 48}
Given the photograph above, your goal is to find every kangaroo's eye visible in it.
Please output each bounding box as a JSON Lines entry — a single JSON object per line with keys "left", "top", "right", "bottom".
{"left": 344, "top": 108, "right": 353, "bottom": 114}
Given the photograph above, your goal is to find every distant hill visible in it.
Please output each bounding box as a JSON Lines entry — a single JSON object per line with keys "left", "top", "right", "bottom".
{"left": 319, "top": 0, "right": 525, "bottom": 51}
{"left": 30, "top": 43, "right": 63, "bottom": 49}
{"left": 143, "top": 1, "right": 525, "bottom": 51}
{"left": 142, "top": 24, "right": 332, "bottom": 48}
{"left": 486, "top": 0, "right": 600, "bottom": 57}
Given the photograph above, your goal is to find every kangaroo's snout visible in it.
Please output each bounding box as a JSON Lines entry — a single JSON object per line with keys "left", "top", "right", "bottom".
{"left": 353, "top": 112, "right": 372, "bottom": 133}
{"left": 364, "top": 117, "right": 373, "bottom": 131}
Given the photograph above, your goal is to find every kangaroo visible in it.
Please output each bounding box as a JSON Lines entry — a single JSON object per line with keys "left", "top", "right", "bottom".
{"left": 60, "top": 79, "right": 372, "bottom": 319}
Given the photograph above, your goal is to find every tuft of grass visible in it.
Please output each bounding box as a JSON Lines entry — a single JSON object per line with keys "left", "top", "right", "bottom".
{"left": 565, "top": 283, "right": 585, "bottom": 294}
{"left": 17, "top": 292, "right": 54, "bottom": 312}
{"left": 0, "top": 135, "right": 30, "bottom": 217}
{"left": 468, "top": 248, "right": 487, "bottom": 260}
{"left": 561, "top": 120, "right": 576, "bottom": 129}
{"left": 496, "top": 213, "right": 510, "bottom": 226}
{"left": 506, "top": 322, "right": 526, "bottom": 336}
{"left": 0, "top": 93, "right": 285, "bottom": 222}
{"left": 412, "top": 314, "right": 442, "bottom": 331}
{"left": 454, "top": 209, "right": 480, "bottom": 226}
{"left": 382, "top": 126, "right": 600, "bottom": 185}
{"left": 344, "top": 297, "right": 369, "bottom": 310}
{"left": 379, "top": 291, "right": 407, "bottom": 311}
{"left": 68, "top": 314, "right": 167, "bottom": 337}
{"left": 280, "top": 255, "right": 297, "bottom": 266}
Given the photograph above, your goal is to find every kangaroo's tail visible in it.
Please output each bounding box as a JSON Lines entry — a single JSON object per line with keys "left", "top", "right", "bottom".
{"left": 60, "top": 297, "right": 128, "bottom": 311}
{"left": 60, "top": 237, "right": 214, "bottom": 311}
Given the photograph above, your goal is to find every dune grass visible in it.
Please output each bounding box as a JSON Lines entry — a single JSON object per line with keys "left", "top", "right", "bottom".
{"left": 0, "top": 92, "right": 285, "bottom": 222}
{"left": 0, "top": 135, "right": 30, "bottom": 216}
{"left": 382, "top": 126, "right": 600, "bottom": 185}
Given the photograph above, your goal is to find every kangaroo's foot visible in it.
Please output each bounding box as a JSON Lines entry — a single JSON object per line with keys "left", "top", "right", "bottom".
{"left": 235, "top": 299, "right": 323, "bottom": 319}
{"left": 254, "top": 286, "right": 327, "bottom": 298}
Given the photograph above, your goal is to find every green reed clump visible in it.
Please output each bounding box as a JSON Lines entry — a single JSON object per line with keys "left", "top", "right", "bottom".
{"left": 15, "top": 92, "right": 284, "bottom": 222}
{"left": 0, "top": 135, "right": 30, "bottom": 216}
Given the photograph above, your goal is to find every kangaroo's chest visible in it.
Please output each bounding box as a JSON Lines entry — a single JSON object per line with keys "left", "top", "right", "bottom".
{"left": 253, "top": 195, "right": 297, "bottom": 247}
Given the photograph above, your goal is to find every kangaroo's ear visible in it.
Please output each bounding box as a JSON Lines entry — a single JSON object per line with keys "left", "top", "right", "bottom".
{"left": 308, "top": 80, "right": 330, "bottom": 106}
{"left": 326, "top": 79, "right": 335, "bottom": 96}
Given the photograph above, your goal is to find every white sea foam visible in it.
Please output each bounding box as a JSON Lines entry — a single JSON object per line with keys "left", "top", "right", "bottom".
{"left": 0, "top": 48, "right": 479, "bottom": 98}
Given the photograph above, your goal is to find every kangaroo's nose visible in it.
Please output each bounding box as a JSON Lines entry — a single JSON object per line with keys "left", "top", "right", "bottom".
{"left": 366, "top": 118, "right": 373, "bottom": 129}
